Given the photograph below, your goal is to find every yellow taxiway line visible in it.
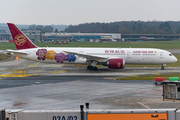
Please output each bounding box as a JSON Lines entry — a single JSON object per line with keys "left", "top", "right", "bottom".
{"left": 50, "top": 71, "right": 67, "bottom": 73}
{"left": 0, "top": 73, "right": 36, "bottom": 77}
{"left": 152, "top": 73, "right": 160, "bottom": 75}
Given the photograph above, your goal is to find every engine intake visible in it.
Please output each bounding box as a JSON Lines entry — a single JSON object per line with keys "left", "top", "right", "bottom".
{"left": 107, "top": 58, "right": 125, "bottom": 69}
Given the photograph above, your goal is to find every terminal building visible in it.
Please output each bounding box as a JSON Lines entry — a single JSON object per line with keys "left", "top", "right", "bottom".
{"left": 1, "top": 27, "right": 180, "bottom": 42}
{"left": 0, "top": 28, "right": 11, "bottom": 42}
{"left": 121, "top": 34, "right": 180, "bottom": 41}
{"left": 22, "top": 30, "right": 41, "bottom": 42}
{"left": 0, "top": 30, "right": 122, "bottom": 42}
{"left": 42, "top": 33, "right": 121, "bottom": 42}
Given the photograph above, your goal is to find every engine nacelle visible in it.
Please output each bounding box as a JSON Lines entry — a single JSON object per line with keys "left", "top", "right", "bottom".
{"left": 107, "top": 58, "right": 125, "bottom": 69}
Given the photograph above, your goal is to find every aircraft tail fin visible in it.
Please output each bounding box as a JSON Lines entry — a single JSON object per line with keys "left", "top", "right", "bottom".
{"left": 7, "top": 23, "right": 37, "bottom": 50}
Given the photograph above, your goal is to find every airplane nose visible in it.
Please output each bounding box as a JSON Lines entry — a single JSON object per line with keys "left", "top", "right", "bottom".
{"left": 174, "top": 56, "right": 178, "bottom": 62}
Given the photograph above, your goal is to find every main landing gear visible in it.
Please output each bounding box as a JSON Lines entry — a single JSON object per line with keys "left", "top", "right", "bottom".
{"left": 87, "top": 60, "right": 98, "bottom": 71}
{"left": 87, "top": 65, "right": 98, "bottom": 71}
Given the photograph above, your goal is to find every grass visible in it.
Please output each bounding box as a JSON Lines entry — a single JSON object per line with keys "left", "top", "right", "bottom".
{"left": 115, "top": 73, "right": 180, "bottom": 80}
{"left": 0, "top": 42, "right": 16, "bottom": 50}
{"left": 34, "top": 40, "right": 180, "bottom": 49}
{"left": 1, "top": 40, "right": 180, "bottom": 50}
{"left": 0, "top": 54, "right": 11, "bottom": 61}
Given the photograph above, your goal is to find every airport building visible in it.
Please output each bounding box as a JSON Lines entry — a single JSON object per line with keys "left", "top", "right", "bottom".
{"left": 1, "top": 27, "right": 180, "bottom": 42}
{"left": 22, "top": 30, "right": 41, "bottom": 42}
{"left": 0, "top": 28, "right": 11, "bottom": 42}
{"left": 121, "top": 34, "right": 180, "bottom": 41}
{"left": 0, "top": 30, "right": 121, "bottom": 42}
{"left": 42, "top": 33, "right": 121, "bottom": 42}
{"left": 38, "top": 33, "right": 180, "bottom": 42}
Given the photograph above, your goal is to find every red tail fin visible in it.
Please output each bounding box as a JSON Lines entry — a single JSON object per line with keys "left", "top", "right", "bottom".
{"left": 7, "top": 23, "right": 37, "bottom": 50}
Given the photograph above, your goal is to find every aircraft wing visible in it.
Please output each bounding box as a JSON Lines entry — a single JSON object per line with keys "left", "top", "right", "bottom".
{"left": 63, "top": 50, "right": 108, "bottom": 62}
{"left": 0, "top": 50, "right": 7, "bottom": 54}
{"left": 6, "top": 49, "right": 28, "bottom": 55}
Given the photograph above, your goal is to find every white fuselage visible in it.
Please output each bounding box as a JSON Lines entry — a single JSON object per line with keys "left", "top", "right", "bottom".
{"left": 11, "top": 47, "right": 177, "bottom": 65}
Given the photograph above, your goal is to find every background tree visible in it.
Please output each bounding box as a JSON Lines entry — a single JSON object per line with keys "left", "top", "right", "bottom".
{"left": 159, "top": 22, "right": 171, "bottom": 33}
{"left": 36, "top": 25, "right": 44, "bottom": 31}
{"left": 61, "top": 21, "right": 180, "bottom": 34}
{"left": 132, "top": 22, "right": 144, "bottom": 33}
{"left": 54, "top": 28, "right": 59, "bottom": 33}
{"left": 28, "top": 24, "right": 36, "bottom": 30}
{"left": 176, "top": 26, "right": 180, "bottom": 34}
{"left": 119, "top": 26, "right": 128, "bottom": 34}
{"left": 43, "top": 26, "right": 54, "bottom": 33}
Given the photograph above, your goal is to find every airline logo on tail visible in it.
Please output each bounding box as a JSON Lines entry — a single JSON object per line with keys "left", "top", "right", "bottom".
{"left": 14, "top": 34, "right": 26, "bottom": 46}
{"left": 7, "top": 23, "right": 37, "bottom": 50}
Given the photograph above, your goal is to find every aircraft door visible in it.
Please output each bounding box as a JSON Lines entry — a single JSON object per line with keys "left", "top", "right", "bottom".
{"left": 160, "top": 52, "right": 164, "bottom": 59}
{"left": 127, "top": 51, "right": 131, "bottom": 58}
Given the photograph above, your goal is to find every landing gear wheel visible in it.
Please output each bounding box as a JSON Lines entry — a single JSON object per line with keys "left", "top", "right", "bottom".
{"left": 161, "top": 66, "right": 164, "bottom": 70}
{"left": 87, "top": 66, "right": 98, "bottom": 71}
{"left": 87, "top": 66, "right": 90, "bottom": 70}
{"left": 89, "top": 66, "right": 94, "bottom": 71}
{"left": 93, "top": 67, "right": 98, "bottom": 70}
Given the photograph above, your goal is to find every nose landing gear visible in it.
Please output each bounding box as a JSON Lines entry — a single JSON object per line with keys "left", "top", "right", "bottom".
{"left": 161, "top": 64, "right": 166, "bottom": 70}
{"left": 161, "top": 66, "right": 164, "bottom": 70}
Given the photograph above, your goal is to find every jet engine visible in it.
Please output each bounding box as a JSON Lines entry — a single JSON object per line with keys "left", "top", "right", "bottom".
{"left": 107, "top": 58, "right": 125, "bottom": 69}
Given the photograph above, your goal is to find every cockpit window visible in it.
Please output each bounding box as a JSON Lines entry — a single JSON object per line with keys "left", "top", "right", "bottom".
{"left": 169, "top": 54, "right": 172, "bottom": 56}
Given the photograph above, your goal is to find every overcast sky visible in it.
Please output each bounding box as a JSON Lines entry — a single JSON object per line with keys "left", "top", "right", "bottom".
{"left": 1, "top": 0, "right": 180, "bottom": 25}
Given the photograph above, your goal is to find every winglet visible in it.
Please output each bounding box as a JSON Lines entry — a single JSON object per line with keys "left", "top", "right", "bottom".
{"left": 7, "top": 23, "right": 37, "bottom": 50}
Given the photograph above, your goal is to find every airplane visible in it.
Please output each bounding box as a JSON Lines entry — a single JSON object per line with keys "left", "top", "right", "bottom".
{"left": 6, "top": 23, "right": 177, "bottom": 71}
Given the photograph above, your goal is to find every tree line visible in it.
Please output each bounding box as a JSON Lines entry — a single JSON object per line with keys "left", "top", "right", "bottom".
{"left": 28, "top": 24, "right": 67, "bottom": 33}
{"left": 28, "top": 25, "right": 54, "bottom": 33}
{"left": 64, "top": 21, "right": 180, "bottom": 34}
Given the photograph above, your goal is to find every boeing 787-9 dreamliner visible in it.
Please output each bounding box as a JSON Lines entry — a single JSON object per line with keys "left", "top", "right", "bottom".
{"left": 6, "top": 23, "right": 177, "bottom": 70}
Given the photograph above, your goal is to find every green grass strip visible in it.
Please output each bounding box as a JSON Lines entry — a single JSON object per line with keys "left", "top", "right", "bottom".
{"left": 116, "top": 73, "right": 180, "bottom": 80}
{"left": 1, "top": 40, "right": 180, "bottom": 49}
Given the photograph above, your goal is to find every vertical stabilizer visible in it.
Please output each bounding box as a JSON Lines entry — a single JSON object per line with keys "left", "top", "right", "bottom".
{"left": 7, "top": 23, "right": 37, "bottom": 50}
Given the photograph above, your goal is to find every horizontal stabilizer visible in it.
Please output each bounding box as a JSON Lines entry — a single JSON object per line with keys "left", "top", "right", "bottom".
{"left": 6, "top": 49, "right": 28, "bottom": 55}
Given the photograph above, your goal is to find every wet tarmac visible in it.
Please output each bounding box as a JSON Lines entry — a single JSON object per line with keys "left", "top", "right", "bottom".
{"left": 0, "top": 59, "right": 180, "bottom": 110}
